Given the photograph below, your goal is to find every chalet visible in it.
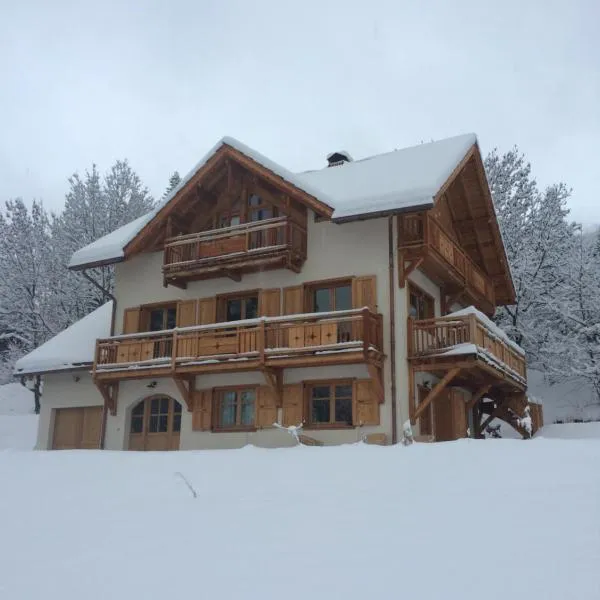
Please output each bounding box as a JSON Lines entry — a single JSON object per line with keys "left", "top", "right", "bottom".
{"left": 15, "top": 133, "right": 543, "bottom": 450}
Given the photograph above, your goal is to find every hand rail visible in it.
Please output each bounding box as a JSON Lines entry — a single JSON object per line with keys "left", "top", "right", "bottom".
{"left": 95, "top": 309, "right": 383, "bottom": 369}
{"left": 408, "top": 313, "right": 526, "bottom": 380}
{"left": 398, "top": 212, "right": 495, "bottom": 305}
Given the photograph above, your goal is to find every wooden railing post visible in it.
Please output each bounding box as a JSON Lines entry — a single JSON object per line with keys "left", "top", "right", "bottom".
{"left": 259, "top": 319, "right": 266, "bottom": 365}
{"left": 407, "top": 317, "right": 414, "bottom": 357}
{"left": 468, "top": 314, "right": 477, "bottom": 343}
{"left": 362, "top": 308, "right": 370, "bottom": 356}
{"left": 171, "top": 331, "right": 178, "bottom": 371}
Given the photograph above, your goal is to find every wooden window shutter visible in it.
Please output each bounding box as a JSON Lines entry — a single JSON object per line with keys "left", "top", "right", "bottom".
{"left": 283, "top": 286, "right": 304, "bottom": 315}
{"left": 176, "top": 299, "right": 198, "bottom": 327}
{"left": 197, "top": 297, "right": 217, "bottom": 325}
{"left": 282, "top": 384, "right": 304, "bottom": 426}
{"left": 352, "top": 379, "right": 380, "bottom": 426}
{"left": 192, "top": 389, "right": 213, "bottom": 431}
{"left": 352, "top": 275, "right": 377, "bottom": 311}
{"left": 122, "top": 307, "right": 141, "bottom": 334}
{"left": 259, "top": 288, "right": 281, "bottom": 317}
{"left": 256, "top": 386, "right": 278, "bottom": 428}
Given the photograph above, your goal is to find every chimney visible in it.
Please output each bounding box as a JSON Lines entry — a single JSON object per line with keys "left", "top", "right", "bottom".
{"left": 326, "top": 151, "right": 353, "bottom": 167}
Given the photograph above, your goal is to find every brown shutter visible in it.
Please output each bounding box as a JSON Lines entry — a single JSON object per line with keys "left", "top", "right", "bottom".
{"left": 197, "top": 297, "right": 217, "bottom": 325}
{"left": 122, "top": 307, "right": 141, "bottom": 334}
{"left": 259, "top": 288, "right": 281, "bottom": 317}
{"left": 352, "top": 379, "right": 380, "bottom": 426}
{"left": 352, "top": 275, "right": 377, "bottom": 311}
{"left": 283, "top": 286, "right": 304, "bottom": 314}
{"left": 282, "top": 384, "right": 304, "bottom": 426}
{"left": 177, "top": 299, "right": 198, "bottom": 327}
{"left": 256, "top": 387, "right": 277, "bottom": 428}
{"left": 192, "top": 389, "right": 213, "bottom": 431}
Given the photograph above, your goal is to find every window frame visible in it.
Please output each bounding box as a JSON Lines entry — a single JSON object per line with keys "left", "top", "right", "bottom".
{"left": 216, "top": 290, "right": 260, "bottom": 323}
{"left": 139, "top": 301, "right": 178, "bottom": 332}
{"left": 213, "top": 386, "right": 258, "bottom": 432}
{"left": 304, "top": 277, "right": 353, "bottom": 313}
{"left": 408, "top": 282, "right": 435, "bottom": 320}
{"left": 304, "top": 379, "right": 354, "bottom": 429}
{"left": 129, "top": 395, "right": 182, "bottom": 436}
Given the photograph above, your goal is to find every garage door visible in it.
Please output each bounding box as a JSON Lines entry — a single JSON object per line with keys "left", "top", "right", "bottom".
{"left": 52, "top": 407, "right": 103, "bottom": 450}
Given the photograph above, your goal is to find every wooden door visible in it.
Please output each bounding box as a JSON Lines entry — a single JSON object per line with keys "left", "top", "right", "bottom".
{"left": 52, "top": 407, "right": 102, "bottom": 450}
{"left": 434, "top": 388, "right": 467, "bottom": 441}
{"left": 128, "top": 396, "right": 182, "bottom": 451}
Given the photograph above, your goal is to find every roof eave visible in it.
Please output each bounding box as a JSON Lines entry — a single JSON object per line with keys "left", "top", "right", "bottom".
{"left": 68, "top": 256, "right": 125, "bottom": 272}
{"left": 13, "top": 364, "right": 92, "bottom": 378}
{"left": 331, "top": 202, "right": 434, "bottom": 224}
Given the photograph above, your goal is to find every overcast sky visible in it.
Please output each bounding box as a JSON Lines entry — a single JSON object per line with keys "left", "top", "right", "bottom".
{"left": 1, "top": 0, "right": 598, "bottom": 223}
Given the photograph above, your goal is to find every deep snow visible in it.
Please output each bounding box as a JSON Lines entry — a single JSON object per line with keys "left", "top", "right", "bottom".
{"left": 0, "top": 434, "right": 599, "bottom": 600}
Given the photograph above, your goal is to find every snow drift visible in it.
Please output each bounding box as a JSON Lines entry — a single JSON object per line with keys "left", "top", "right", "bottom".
{"left": 0, "top": 436, "right": 599, "bottom": 600}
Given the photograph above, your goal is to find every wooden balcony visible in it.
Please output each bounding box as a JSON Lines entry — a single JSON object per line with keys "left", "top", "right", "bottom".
{"left": 163, "top": 217, "right": 307, "bottom": 286}
{"left": 408, "top": 312, "right": 526, "bottom": 387}
{"left": 93, "top": 308, "right": 384, "bottom": 382}
{"left": 398, "top": 213, "right": 496, "bottom": 312}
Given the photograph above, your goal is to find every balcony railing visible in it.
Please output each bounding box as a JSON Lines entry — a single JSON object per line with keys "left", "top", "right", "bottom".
{"left": 94, "top": 308, "right": 383, "bottom": 375}
{"left": 408, "top": 312, "right": 526, "bottom": 382}
{"left": 163, "top": 217, "right": 306, "bottom": 278}
{"left": 399, "top": 213, "right": 495, "bottom": 306}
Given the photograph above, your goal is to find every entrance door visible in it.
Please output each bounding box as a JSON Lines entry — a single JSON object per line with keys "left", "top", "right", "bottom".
{"left": 434, "top": 388, "right": 467, "bottom": 441}
{"left": 52, "top": 406, "right": 103, "bottom": 450}
{"left": 129, "top": 396, "right": 182, "bottom": 451}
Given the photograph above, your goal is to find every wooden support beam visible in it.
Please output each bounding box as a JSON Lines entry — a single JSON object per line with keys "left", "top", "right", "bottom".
{"left": 399, "top": 255, "right": 424, "bottom": 288}
{"left": 173, "top": 377, "right": 194, "bottom": 412}
{"left": 479, "top": 400, "right": 504, "bottom": 433}
{"left": 223, "top": 269, "right": 242, "bottom": 282}
{"left": 165, "top": 277, "right": 187, "bottom": 290}
{"left": 367, "top": 363, "right": 385, "bottom": 403}
{"left": 261, "top": 367, "right": 283, "bottom": 407}
{"left": 466, "top": 383, "right": 492, "bottom": 412}
{"left": 96, "top": 381, "right": 119, "bottom": 416}
{"left": 411, "top": 367, "right": 460, "bottom": 424}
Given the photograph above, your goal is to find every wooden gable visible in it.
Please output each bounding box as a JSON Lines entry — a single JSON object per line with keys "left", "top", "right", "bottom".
{"left": 431, "top": 144, "right": 515, "bottom": 305}
{"left": 123, "top": 143, "right": 333, "bottom": 259}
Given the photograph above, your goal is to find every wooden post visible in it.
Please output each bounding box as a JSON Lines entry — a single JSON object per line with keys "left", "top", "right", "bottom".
{"left": 362, "top": 308, "right": 370, "bottom": 356}
{"left": 259, "top": 319, "right": 266, "bottom": 365}
{"left": 468, "top": 313, "right": 477, "bottom": 343}
{"left": 407, "top": 317, "right": 414, "bottom": 357}
{"left": 412, "top": 367, "right": 460, "bottom": 424}
{"left": 171, "top": 332, "right": 178, "bottom": 372}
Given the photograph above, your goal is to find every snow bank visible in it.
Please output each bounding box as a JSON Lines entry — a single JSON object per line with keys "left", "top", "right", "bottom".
{"left": 537, "top": 422, "right": 600, "bottom": 439}
{"left": 0, "top": 438, "right": 598, "bottom": 600}
{"left": 14, "top": 302, "right": 112, "bottom": 375}
{"left": 68, "top": 133, "right": 477, "bottom": 269}
{"left": 0, "top": 382, "right": 34, "bottom": 415}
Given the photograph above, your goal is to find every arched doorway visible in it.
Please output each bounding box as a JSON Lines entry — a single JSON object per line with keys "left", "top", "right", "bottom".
{"left": 128, "top": 396, "right": 182, "bottom": 451}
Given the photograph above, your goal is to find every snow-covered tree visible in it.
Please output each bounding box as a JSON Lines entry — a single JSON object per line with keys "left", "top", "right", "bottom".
{"left": 485, "top": 148, "right": 577, "bottom": 366}
{"left": 163, "top": 171, "right": 181, "bottom": 200}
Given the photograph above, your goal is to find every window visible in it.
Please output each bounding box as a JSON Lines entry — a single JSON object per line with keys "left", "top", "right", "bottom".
{"left": 215, "top": 388, "right": 256, "bottom": 430}
{"left": 310, "top": 281, "right": 352, "bottom": 313}
{"left": 408, "top": 284, "right": 434, "bottom": 320}
{"left": 308, "top": 280, "right": 353, "bottom": 342}
{"left": 218, "top": 292, "right": 259, "bottom": 322}
{"left": 143, "top": 304, "right": 177, "bottom": 332}
{"left": 307, "top": 382, "right": 353, "bottom": 427}
{"left": 129, "top": 397, "right": 182, "bottom": 435}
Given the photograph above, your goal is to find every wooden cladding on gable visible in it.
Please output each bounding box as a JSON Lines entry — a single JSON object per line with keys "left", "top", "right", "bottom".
{"left": 121, "top": 274, "right": 376, "bottom": 334}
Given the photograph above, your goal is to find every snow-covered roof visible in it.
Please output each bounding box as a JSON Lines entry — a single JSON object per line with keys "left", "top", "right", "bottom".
{"left": 14, "top": 302, "right": 113, "bottom": 376}
{"left": 68, "top": 133, "right": 477, "bottom": 269}
{"left": 299, "top": 133, "right": 476, "bottom": 220}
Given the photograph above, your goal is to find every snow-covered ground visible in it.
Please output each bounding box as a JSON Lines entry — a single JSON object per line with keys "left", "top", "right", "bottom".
{"left": 0, "top": 382, "right": 37, "bottom": 450}
{"left": 0, "top": 430, "right": 599, "bottom": 600}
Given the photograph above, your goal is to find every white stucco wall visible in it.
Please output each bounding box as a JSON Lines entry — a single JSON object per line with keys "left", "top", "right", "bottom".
{"left": 108, "top": 213, "right": 395, "bottom": 448}
{"left": 36, "top": 371, "right": 103, "bottom": 450}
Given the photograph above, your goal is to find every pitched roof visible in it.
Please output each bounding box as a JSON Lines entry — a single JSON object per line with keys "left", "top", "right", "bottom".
{"left": 14, "top": 302, "right": 113, "bottom": 376}
{"left": 68, "top": 133, "right": 477, "bottom": 270}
